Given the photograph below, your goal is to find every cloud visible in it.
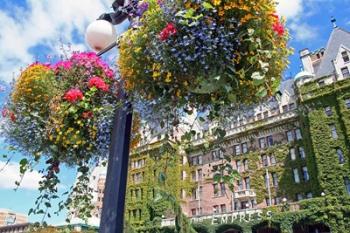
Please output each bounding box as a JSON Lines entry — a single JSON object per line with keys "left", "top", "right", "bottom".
{"left": 0, "top": 0, "right": 112, "bottom": 82}
{"left": 276, "top": 0, "right": 319, "bottom": 42}
{"left": 289, "top": 22, "right": 318, "bottom": 42}
{"left": 0, "top": 160, "right": 42, "bottom": 190}
{"left": 276, "top": 0, "right": 303, "bottom": 19}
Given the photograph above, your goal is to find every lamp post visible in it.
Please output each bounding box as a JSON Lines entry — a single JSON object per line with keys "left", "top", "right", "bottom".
{"left": 85, "top": 1, "right": 137, "bottom": 232}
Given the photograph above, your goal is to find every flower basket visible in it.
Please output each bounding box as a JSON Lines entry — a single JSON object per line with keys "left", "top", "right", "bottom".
{"left": 1, "top": 52, "right": 124, "bottom": 219}
{"left": 4, "top": 52, "right": 120, "bottom": 165}
{"left": 119, "top": 0, "right": 290, "bottom": 109}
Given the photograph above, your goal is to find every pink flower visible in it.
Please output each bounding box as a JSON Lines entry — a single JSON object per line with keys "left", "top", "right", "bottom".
{"left": 2, "top": 108, "right": 8, "bottom": 118}
{"left": 105, "top": 69, "right": 115, "bottom": 79}
{"left": 64, "top": 88, "right": 84, "bottom": 103}
{"left": 160, "top": 23, "right": 177, "bottom": 41}
{"left": 273, "top": 22, "right": 285, "bottom": 37}
{"left": 88, "top": 76, "right": 110, "bottom": 92}
{"left": 53, "top": 61, "right": 73, "bottom": 70}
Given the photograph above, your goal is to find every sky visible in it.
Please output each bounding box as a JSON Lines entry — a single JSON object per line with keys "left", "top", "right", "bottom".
{"left": 0, "top": 0, "right": 350, "bottom": 226}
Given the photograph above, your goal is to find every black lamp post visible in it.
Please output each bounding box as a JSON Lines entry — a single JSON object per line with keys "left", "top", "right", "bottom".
{"left": 85, "top": 1, "right": 138, "bottom": 232}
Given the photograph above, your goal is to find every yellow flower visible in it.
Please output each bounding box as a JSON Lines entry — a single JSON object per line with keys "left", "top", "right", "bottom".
{"left": 165, "top": 72, "right": 172, "bottom": 82}
{"left": 212, "top": 0, "right": 221, "bottom": 6}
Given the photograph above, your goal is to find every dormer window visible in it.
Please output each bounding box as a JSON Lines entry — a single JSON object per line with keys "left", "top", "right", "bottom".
{"left": 342, "top": 51, "right": 350, "bottom": 63}
{"left": 341, "top": 67, "right": 350, "bottom": 78}
{"left": 318, "top": 80, "right": 325, "bottom": 87}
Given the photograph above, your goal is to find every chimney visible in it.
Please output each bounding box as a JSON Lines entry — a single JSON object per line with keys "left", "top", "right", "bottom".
{"left": 331, "top": 17, "right": 337, "bottom": 28}
{"left": 299, "top": 49, "right": 315, "bottom": 74}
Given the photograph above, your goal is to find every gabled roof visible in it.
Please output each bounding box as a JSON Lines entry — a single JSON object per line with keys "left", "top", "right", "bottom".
{"left": 316, "top": 27, "right": 350, "bottom": 78}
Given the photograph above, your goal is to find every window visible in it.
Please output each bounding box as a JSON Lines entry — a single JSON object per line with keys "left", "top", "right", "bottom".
{"left": 325, "top": 106, "right": 333, "bottom": 116}
{"left": 242, "top": 142, "right": 248, "bottom": 154}
{"left": 290, "top": 148, "right": 296, "bottom": 160}
{"left": 243, "top": 159, "right": 249, "bottom": 171}
{"left": 306, "top": 192, "right": 313, "bottom": 199}
{"left": 296, "top": 193, "right": 303, "bottom": 201}
{"left": 329, "top": 124, "right": 338, "bottom": 139}
{"left": 289, "top": 103, "right": 296, "bottom": 110}
{"left": 302, "top": 166, "right": 310, "bottom": 181}
{"left": 191, "top": 209, "right": 197, "bottom": 216}
{"left": 337, "top": 149, "right": 345, "bottom": 164}
{"left": 192, "top": 188, "right": 198, "bottom": 200}
{"left": 345, "top": 99, "right": 350, "bottom": 109}
{"left": 259, "top": 137, "right": 266, "bottom": 149}
{"left": 220, "top": 204, "right": 227, "bottom": 213}
{"left": 299, "top": 147, "right": 306, "bottom": 159}
{"left": 263, "top": 111, "right": 269, "bottom": 118}
{"left": 293, "top": 168, "right": 300, "bottom": 183}
{"left": 318, "top": 80, "right": 325, "bottom": 87}
{"left": 257, "top": 113, "right": 262, "bottom": 120}
{"left": 220, "top": 183, "right": 226, "bottom": 195}
{"left": 342, "top": 51, "right": 350, "bottom": 63}
{"left": 198, "top": 155, "right": 203, "bottom": 165}
{"left": 345, "top": 177, "right": 350, "bottom": 194}
{"left": 237, "top": 179, "right": 244, "bottom": 191}
{"left": 244, "top": 177, "right": 251, "bottom": 190}
{"left": 287, "top": 130, "right": 294, "bottom": 142}
{"left": 198, "top": 169, "right": 203, "bottom": 180}
{"left": 295, "top": 129, "right": 302, "bottom": 140}
{"left": 191, "top": 155, "right": 203, "bottom": 165}
{"left": 282, "top": 105, "right": 288, "bottom": 112}
{"left": 213, "top": 184, "right": 219, "bottom": 197}
{"left": 212, "top": 149, "right": 224, "bottom": 161}
{"left": 267, "top": 135, "right": 274, "bottom": 147}
{"left": 270, "top": 155, "right": 277, "bottom": 165}
{"left": 213, "top": 205, "right": 219, "bottom": 214}
{"left": 272, "top": 173, "right": 278, "bottom": 187}
{"left": 261, "top": 155, "right": 269, "bottom": 167}
{"left": 234, "top": 145, "right": 241, "bottom": 156}
{"left": 191, "top": 171, "right": 196, "bottom": 181}
{"left": 213, "top": 183, "right": 225, "bottom": 196}
{"left": 236, "top": 160, "right": 242, "bottom": 172}
{"left": 341, "top": 67, "right": 350, "bottom": 78}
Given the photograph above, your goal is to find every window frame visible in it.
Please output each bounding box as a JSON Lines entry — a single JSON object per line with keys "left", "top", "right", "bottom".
{"left": 341, "top": 66, "right": 350, "bottom": 78}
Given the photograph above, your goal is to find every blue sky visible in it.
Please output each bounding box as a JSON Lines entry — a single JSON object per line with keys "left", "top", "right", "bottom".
{"left": 0, "top": 0, "right": 349, "bottom": 226}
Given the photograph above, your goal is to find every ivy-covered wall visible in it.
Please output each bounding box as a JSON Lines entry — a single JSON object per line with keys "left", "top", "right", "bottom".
{"left": 299, "top": 78, "right": 350, "bottom": 196}
{"left": 125, "top": 141, "right": 193, "bottom": 232}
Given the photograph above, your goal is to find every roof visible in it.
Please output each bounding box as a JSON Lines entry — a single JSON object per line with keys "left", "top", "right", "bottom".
{"left": 316, "top": 27, "right": 350, "bottom": 78}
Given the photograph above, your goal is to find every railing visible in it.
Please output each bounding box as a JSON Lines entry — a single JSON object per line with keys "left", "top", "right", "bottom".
{"left": 234, "top": 189, "right": 256, "bottom": 199}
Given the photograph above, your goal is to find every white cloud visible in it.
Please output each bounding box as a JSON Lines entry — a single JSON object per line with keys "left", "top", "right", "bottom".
{"left": 276, "top": 0, "right": 319, "bottom": 42}
{"left": 0, "top": 160, "right": 42, "bottom": 190}
{"left": 289, "top": 22, "right": 318, "bottom": 42}
{"left": 276, "top": 0, "right": 303, "bottom": 19}
{"left": 0, "top": 0, "right": 112, "bottom": 82}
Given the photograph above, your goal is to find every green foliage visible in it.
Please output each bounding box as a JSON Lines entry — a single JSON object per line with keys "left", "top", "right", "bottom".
{"left": 126, "top": 141, "right": 194, "bottom": 232}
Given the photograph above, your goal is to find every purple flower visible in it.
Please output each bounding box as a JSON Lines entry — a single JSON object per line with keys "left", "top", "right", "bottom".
{"left": 136, "top": 1, "right": 149, "bottom": 17}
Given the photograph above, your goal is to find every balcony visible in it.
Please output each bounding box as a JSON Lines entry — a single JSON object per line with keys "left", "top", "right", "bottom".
{"left": 233, "top": 189, "right": 256, "bottom": 199}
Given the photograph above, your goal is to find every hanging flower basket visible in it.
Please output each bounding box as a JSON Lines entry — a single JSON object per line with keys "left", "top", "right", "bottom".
{"left": 1, "top": 52, "right": 128, "bottom": 219}
{"left": 119, "top": 0, "right": 291, "bottom": 108}
{"left": 4, "top": 52, "right": 120, "bottom": 164}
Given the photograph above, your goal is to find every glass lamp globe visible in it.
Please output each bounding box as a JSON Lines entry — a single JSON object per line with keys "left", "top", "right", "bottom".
{"left": 85, "top": 20, "right": 116, "bottom": 52}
